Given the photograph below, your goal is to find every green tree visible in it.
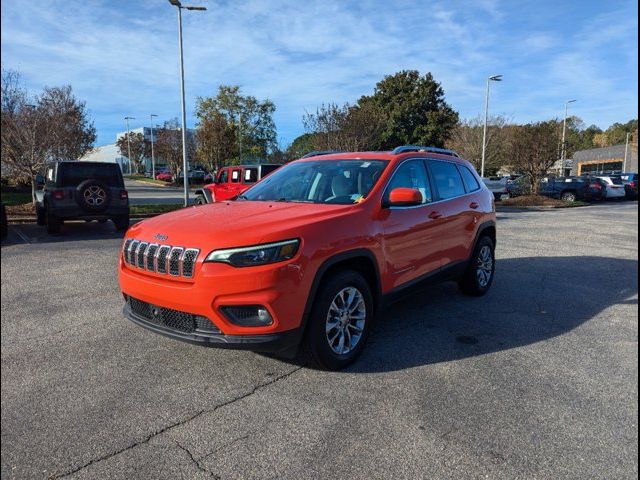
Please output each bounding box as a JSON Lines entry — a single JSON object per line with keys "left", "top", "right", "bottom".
{"left": 357, "top": 70, "right": 458, "bottom": 149}
{"left": 195, "top": 111, "right": 235, "bottom": 173}
{"left": 286, "top": 132, "right": 319, "bottom": 159}
{"left": 195, "top": 85, "right": 277, "bottom": 165}
{"left": 155, "top": 118, "right": 196, "bottom": 178}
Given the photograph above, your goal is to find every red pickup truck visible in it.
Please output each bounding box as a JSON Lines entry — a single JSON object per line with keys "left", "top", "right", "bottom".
{"left": 194, "top": 164, "right": 281, "bottom": 204}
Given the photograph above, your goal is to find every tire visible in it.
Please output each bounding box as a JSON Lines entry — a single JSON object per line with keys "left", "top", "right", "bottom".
{"left": 36, "top": 205, "right": 46, "bottom": 226}
{"left": 195, "top": 194, "right": 207, "bottom": 205}
{"left": 46, "top": 210, "right": 61, "bottom": 234}
{"left": 113, "top": 214, "right": 130, "bottom": 232}
{"left": 76, "top": 179, "right": 112, "bottom": 212}
{"left": 303, "top": 270, "right": 374, "bottom": 370}
{"left": 560, "top": 191, "right": 577, "bottom": 202}
{"left": 458, "top": 236, "right": 495, "bottom": 296}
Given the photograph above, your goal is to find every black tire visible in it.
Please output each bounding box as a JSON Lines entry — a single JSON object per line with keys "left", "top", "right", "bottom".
{"left": 113, "top": 214, "right": 130, "bottom": 232}
{"left": 303, "top": 270, "right": 374, "bottom": 370}
{"left": 46, "top": 210, "right": 61, "bottom": 234}
{"left": 195, "top": 195, "right": 207, "bottom": 205}
{"left": 36, "top": 205, "right": 46, "bottom": 226}
{"left": 560, "top": 191, "right": 577, "bottom": 202}
{"left": 458, "top": 236, "right": 495, "bottom": 296}
{"left": 76, "top": 179, "right": 112, "bottom": 212}
{"left": 1, "top": 204, "right": 7, "bottom": 240}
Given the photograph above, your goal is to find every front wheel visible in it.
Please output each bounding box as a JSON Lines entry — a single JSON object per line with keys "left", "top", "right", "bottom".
{"left": 304, "top": 270, "right": 374, "bottom": 370}
{"left": 195, "top": 194, "right": 207, "bottom": 205}
{"left": 113, "top": 214, "right": 130, "bottom": 232}
{"left": 45, "top": 211, "right": 61, "bottom": 234}
{"left": 561, "top": 191, "right": 577, "bottom": 202}
{"left": 458, "top": 236, "right": 495, "bottom": 296}
{"left": 36, "top": 205, "right": 46, "bottom": 226}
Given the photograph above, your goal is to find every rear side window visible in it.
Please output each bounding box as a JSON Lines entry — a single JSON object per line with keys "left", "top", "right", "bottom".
{"left": 244, "top": 168, "right": 258, "bottom": 183}
{"left": 458, "top": 165, "right": 480, "bottom": 192}
{"left": 428, "top": 160, "right": 466, "bottom": 199}
{"left": 384, "top": 160, "right": 432, "bottom": 204}
{"left": 58, "top": 163, "right": 123, "bottom": 188}
{"left": 218, "top": 170, "right": 229, "bottom": 183}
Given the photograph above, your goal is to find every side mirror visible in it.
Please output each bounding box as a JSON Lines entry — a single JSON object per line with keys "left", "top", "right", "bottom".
{"left": 387, "top": 187, "right": 423, "bottom": 207}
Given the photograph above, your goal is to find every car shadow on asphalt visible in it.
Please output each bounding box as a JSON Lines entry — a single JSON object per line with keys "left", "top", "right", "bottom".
{"left": 276, "top": 256, "right": 638, "bottom": 373}
{"left": 0, "top": 220, "right": 143, "bottom": 245}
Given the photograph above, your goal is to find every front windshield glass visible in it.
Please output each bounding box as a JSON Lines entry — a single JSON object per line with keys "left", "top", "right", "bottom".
{"left": 239, "top": 159, "right": 388, "bottom": 204}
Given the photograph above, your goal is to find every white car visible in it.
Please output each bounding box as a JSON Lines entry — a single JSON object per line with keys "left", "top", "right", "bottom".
{"left": 482, "top": 176, "right": 510, "bottom": 200}
{"left": 597, "top": 176, "right": 626, "bottom": 199}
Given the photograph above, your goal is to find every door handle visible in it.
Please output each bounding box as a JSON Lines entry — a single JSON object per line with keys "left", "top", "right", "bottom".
{"left": 428, "top": 211, "right": 443, "bottom": 219}
{"left": 469, "top": 202, "right": 479, "bottom": 209}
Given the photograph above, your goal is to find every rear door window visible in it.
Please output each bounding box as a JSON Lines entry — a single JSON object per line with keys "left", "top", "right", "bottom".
{"left": 428, "top": 160, "right": 466, "bottom": 199}
{"left": 231, "top": 169, "right": 241, "bottom": 183}
{"left": 458, "top": 165, "right": 481, "bottom": 192}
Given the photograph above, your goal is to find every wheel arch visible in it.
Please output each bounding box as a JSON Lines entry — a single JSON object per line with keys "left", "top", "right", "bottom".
{"left": 300, "top": 249, "right": 382, "bottom": 335}
{"left": 194, "top": 188, "right": 214, "bottom": 203}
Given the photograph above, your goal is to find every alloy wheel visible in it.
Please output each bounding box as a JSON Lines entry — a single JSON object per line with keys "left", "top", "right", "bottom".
{"left": 325, "top": 287, "right": 366, "bottom": 355}
{"left": 476, "top": 245, "right": 494, "bottom": 288}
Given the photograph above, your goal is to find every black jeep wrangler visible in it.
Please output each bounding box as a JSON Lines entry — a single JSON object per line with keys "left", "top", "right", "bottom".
{"left": 35, "top": 161, "right": 130, "bottom": 234}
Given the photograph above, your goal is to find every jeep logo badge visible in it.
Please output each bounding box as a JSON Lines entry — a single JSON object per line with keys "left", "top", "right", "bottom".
{"left": 155, "top": 234, "right": 168, "bottom": 241}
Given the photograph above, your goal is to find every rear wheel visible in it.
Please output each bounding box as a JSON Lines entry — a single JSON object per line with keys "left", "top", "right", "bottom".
{"left": 561, "top": 191, "right": 577, "bottom": 202}
{"left": 304, "top": 270, "right": 373, "bottom": 370}
{"left": 113, "top": 214, "right": 130, "bottom": 232}
{"left": 458, "top": 236, "right": 495, "bottom": 296}
{"left": 45, "top": 210, "right": 61, "bottom": 234}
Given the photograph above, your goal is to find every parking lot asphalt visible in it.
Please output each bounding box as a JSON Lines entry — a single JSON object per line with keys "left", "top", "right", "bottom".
{"left": 1, "top": 202, "right": 638, "bottom": 479}
{"left": 125, "top": 179, "right": 188, "bottom": 205}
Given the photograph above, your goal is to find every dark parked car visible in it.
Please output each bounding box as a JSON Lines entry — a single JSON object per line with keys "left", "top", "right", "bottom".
{"left": 617, "top": 173, "right": 638, "bottom": 199}
{"left": 538, "top": 176, "right": 606, "bottom": 202}
{"left": 35, "top": 161, "right": 130, "bottom": 234}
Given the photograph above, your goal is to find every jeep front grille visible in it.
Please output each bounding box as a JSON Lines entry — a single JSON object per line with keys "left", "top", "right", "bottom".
{"left": 122, "top": 239, "right": 199, "bottom": 278}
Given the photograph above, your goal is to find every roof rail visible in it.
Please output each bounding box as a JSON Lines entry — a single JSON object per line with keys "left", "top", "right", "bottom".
{"left": 301, "top": 150, "right": 343, "bottom": 159}
{"left": 392, "top": 145, "right": 460, "bottom": 157}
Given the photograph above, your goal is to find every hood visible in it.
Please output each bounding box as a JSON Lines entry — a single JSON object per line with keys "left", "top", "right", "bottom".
{"left": 126, "top": 201, "right": 355, "bottom": 250}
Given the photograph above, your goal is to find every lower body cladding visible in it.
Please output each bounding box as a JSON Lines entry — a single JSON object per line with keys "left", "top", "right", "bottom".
{"left": 118, "top": 258, "right": 309, "bottom": 357}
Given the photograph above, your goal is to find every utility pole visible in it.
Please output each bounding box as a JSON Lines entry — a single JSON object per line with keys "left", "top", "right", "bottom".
{"left": 168, "top": 0, "right": 206, "bottom": 207}
{"left": 481, "top": 75, "right": 503, "bottom": 178}
{"left": 124, "top": 116, "right": 135, "bottom": 175}
{"left": 150, "top": 114, "right": 158, "bottom": 179}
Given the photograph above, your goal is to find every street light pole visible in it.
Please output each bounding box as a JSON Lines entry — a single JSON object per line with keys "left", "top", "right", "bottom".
{"left": 150, "top": 114, "right": 158, "bottom": 180}
{"left": 168, "top": 0, "right": 206, "bottom": 207}
{"left": 481, "top": 74, "right": 503, "bottom": 178}
{"left": 623, "top": 132, "right": 630, "bottom": 172}
{"left": 561, "top": 99, "right": 576, "bottom": 176}
{"left": 124, "top": 116, "right": 135, "bottom": 174}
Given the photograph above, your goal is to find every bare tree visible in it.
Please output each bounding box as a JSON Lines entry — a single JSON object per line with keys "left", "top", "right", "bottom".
{"left": 155, "top": 118, "right": 195, "bottom": 179}
{"left": 195, "top": 112, "right": 235, "bottom": 173}
{"left": 508, "top": 120, "right": 562, "bottom": 194}
{"left": 446, "top": 115, "right": 509, "bottom": 175}
{"left": 116, "top": 132, "right": 150, "bottom": 174}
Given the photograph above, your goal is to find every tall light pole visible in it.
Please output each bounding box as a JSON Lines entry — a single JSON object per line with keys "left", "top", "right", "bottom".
{"left": 623, "top": 132, "right": 630, "bottom": 172}
{"left": 124, "top": 116, "right": 135, "bottom": 175}
{"left": 560, "top": 99, "right": 577, "bottom": 176}
{"left": 150, "top": 114, "right": 158, "bottom": 179}
{"left": 481, "top": 74, "right": 503, "bottom": 178}
{"left": 168, "top": 0, "right": 206, "bottom": 207}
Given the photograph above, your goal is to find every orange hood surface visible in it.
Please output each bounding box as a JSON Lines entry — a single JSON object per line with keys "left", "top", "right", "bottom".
{"left": 126, "top": 201, "right": 356, "bottom": 250}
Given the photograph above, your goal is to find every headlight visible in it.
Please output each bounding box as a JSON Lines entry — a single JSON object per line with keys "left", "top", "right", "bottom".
{"left": 205, "top": 239, "right": 299, "bottom": 267}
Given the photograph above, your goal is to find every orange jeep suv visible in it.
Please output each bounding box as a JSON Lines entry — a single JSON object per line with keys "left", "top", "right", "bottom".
{"left": 119, "top": 146, "right": 496, "bottom": 370}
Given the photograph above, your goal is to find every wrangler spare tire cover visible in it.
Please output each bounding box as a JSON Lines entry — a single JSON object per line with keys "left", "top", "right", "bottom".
{"left": 76, "top": 179, "right": 111, "bottom": 212}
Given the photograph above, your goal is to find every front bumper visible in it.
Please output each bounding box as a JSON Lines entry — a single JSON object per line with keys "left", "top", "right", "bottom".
{"left": 124, "top": 300, "right": 302, "bottom": 357}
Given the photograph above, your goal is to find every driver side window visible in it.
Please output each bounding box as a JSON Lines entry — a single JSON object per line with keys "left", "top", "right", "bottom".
{"left": 384, "top": 160, "right": 432, "bottom": 205}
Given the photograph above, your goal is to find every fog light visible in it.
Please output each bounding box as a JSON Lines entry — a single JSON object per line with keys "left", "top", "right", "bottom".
{"left": 220, "top": 305, "right": 273, "bottom": 327}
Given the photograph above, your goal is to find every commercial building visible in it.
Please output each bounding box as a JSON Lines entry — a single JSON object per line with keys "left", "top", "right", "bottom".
{"left": 569, "top": 142, "right": 638, "bottom": 175}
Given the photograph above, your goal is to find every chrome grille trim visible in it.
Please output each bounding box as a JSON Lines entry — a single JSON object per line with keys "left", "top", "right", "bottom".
{"left": 136, "top": 242, "right": 148, "bottom": 268}
{"left": 156, "top": 245, "right": 171, "bottom": 274}
{"left": 169, "top": 247, "right": 185, "bottom": 276}
{"left": 146, "top": 244, "right": 159, "bottom": 271}
{"left": 123, "top": 239, "right": 200, "bottom": 278}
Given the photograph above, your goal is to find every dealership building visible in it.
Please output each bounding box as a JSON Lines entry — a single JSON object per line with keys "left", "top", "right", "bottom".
{"left": 569, "top": 141, "right": 638, "bottom": 176}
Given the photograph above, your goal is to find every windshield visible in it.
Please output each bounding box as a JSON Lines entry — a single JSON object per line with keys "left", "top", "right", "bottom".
{"left": 239, "top": 159, "right": 388, "bottom": 204}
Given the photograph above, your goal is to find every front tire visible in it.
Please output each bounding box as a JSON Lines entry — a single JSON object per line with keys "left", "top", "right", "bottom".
{"left": 458, "top": 236, "right": 495, "bottom": 296}
{"left": 195, "top": 194, "right": 207, "bottom": 205}
{"left": 561, "top": 191, "right": 577, "bottom": 202}
{"left": 45, "top": 210, "right": 61, "bottom": 234}
{"left": 36, "top": 205, "right": 46, "bottom": 226}
{"left": 113, "top": 214, "right": 130, "bottom": 232}
{"left": 304, "top": 270, "right": 373, "bottom": 370}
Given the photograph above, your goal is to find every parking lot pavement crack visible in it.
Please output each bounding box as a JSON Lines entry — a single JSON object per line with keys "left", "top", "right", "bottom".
{"left": 50, "top": 365, "right": 303, "bottom": 479}
{"left": 173, "top": 439, "right": 219, "bottom": 478}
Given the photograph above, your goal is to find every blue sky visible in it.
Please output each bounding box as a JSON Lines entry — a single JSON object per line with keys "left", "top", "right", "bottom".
{"left": 1, "top": 0, "right": 638, "bottom": 147}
